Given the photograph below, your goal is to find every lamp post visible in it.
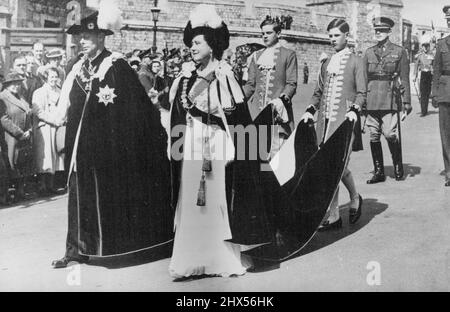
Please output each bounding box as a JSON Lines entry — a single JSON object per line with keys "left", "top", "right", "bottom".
{"left": 151, "top": 4, "right": 161, "bottom": 54}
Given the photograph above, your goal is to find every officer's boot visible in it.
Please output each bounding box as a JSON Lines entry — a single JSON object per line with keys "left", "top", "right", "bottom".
{"left": 367, "top": 142, "right": 386, "bottom": 184}
{"left": 388, "top": 140, "right": 404, "bottom": 181}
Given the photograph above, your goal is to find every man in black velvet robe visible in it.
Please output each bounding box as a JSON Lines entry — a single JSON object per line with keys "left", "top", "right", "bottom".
{"left": 52, "top": 12, "right": 172, "bottom": 268}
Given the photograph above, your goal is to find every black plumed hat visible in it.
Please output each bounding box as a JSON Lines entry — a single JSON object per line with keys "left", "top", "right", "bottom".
{"left": 183, "top": 4, "right": 230, "bottom": 54}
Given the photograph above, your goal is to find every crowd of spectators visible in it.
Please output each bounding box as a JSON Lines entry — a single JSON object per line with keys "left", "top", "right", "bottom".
{"left": 0, "top": 41, "right": 261, "bottom": 206}
{"left": 0, "top": 42, "right": 67, "bottom": 205}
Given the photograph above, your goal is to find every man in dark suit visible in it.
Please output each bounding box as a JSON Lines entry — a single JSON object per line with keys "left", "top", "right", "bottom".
{"left": 12, "top": 56, "right": 41, "bottom": 106}
{"left": 432, "top": 6, "right": 450, "bottom": 187}
{"left": 363, "top": 17, "right": 412, "bottom": 184}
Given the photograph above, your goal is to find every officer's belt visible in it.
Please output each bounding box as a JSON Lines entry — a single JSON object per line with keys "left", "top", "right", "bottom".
{"left": 441, "top": 70, "right": 450, "bottom": 76}
{"left": 368, "top": 74, "right": 393, "bottom": 81}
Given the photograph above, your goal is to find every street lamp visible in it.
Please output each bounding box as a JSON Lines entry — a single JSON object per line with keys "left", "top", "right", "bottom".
{"left": 151, "top": 6, "right": 161, "bottom": 54}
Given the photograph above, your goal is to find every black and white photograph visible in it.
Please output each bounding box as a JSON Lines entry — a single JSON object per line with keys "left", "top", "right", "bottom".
{"left": 0, "top": 0, "right": 449, "bottom": 294}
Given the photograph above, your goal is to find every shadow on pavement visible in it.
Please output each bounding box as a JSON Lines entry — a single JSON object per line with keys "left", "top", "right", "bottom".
{"left": 285, "top": 197, "right": 388, "bottom": 261}
{"left": 384, "top": 163, "right": 421, "bottom": 179}
{"left": 415, "top": 111, "right": 439, "bottom": 116}
{"left": 0, "top": 192, "right": 67, "bottom": 211}
{"left": 246, "top": 198, "right": 388, "bottom": 273}
{"left": 87, "top": 242, "right": 173, "bottom": 270}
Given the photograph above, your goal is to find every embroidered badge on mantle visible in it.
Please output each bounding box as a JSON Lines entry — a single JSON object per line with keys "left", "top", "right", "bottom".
{"left": 96, "top": 86, "right": 117, "bottom": 106}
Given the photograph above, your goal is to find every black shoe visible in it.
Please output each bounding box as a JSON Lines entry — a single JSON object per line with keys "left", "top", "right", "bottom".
{"left": 318, "top": 218, "right": 342, "bottom": 232}
{"left": 349, "top": 195, "right": 363, "bottom": 225}
{"left": 445, "top": 181, "right": 450, "bottom": 187}
{"left": 367, "top": 173, "right": 386, "bottom": 184}
{"left": 52, "top": 256, "right": 89, "bottom": 269}
{"left": 420, "top": 113, "right": 427, "bottom": 117}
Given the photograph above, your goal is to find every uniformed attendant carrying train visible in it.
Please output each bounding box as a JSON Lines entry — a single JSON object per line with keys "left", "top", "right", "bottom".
{"left": 363, "top": 17, "right": 412, "bottom": 184}
{"left": 432, "top": 5, "right": 450, "bottom": 187}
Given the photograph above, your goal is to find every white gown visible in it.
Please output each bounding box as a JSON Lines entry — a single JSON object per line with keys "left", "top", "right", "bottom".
{"left": 169, "top": 68, "right": 247, "bottom": 279}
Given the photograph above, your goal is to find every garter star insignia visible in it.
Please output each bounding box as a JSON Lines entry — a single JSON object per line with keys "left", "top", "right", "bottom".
{"left": 96, "top": 86, "right": 117, "bottom": 106}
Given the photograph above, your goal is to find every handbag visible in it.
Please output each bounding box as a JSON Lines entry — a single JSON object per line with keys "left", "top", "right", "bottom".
{"left": 55, "top": 126, "right": 66, "bottom": 154}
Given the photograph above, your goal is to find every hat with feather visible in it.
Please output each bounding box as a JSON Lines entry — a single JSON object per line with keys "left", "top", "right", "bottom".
{"left": 183, "top": 5, "right": 230, "bottom": 58}
{"left": 67, "top": 0, "right": 123, "bottom": 36}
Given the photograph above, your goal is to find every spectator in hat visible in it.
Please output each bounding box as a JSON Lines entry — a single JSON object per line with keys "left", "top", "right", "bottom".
{"left": 128, "top": 56, "right": 141, "bottom": 72}
{"left": 0, "top": 72, "right": 33, "bottom": 200}
{"left": 138, "top": 55, "right": 165, "bottom": 99}
{"left": 12, "top": 55, "right": 41, "bottom": 106}
{"left": 38, "top": 49, "right": 66, "bottom": 87}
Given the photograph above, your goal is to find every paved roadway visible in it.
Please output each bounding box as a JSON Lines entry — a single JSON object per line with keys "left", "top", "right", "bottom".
{"left": 1, "top": 83, "right": 449, "bottom": 292}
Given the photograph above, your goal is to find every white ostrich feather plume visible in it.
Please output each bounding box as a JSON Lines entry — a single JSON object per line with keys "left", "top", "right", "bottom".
{"left": 189, "top": 4, "right": 223, "bottom": 29}
{"left": 98, "top": 0, "right": 123, "bottom": 30}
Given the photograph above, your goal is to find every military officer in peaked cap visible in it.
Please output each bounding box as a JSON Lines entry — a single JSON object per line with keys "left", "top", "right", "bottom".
{"left": 363, "top": 17, "right": 411, "bottom": 184}
{"left": 432, "top": 6, "right": 450, "bottom": 187}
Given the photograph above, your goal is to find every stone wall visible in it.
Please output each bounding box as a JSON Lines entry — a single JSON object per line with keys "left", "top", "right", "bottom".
{"left": 14, "top": 0, "right": 87, "bottom": 28}
{"left": 2, "top": 0, "right": 406, "bottom": 80}
{"left": 306, "top": 0, "right": 404, "bottom": 52}
{"left": 100, "top": 0, "right": 404, "bottom": 80}
{"left": 103, "top": 0, "right": 341, "bottom": 80}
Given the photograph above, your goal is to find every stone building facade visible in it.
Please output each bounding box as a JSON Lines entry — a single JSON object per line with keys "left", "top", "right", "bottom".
{"left": 0, "top": 0, "right": 406, "bottom": 78}
{"left": 104, "top": 0, "right": 404, "bottom": 79}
